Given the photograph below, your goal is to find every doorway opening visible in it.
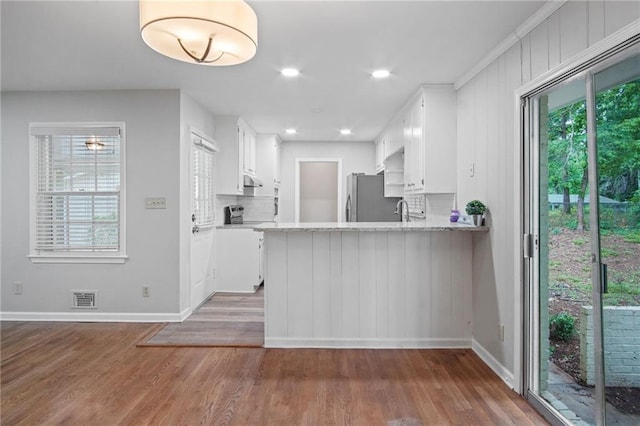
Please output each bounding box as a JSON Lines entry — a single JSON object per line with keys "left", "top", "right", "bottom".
{"left": 523, "top": 43, "right": 640, "bottom": 425}
{"left": 295, "top": 159, "right": 342, "bottom": 222}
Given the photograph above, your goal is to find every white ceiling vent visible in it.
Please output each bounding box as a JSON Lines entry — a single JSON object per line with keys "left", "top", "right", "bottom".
{"left": 72, "top": 291, "right": 97, "bottom": 309}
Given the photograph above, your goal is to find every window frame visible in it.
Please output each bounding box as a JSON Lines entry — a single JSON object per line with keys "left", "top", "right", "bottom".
{"left": 28, "top": 122, "right": 127, "bottom": 264}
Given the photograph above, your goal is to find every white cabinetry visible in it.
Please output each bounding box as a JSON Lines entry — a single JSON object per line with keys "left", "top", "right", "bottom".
{"left": 375, "top": 138, "right": 385, "bottom": 173}
{"left": 216, "top": 229, "right": 263, "bottom": 292}
{"left": 215, "top": 116, "right": 257, "bottom": 195}
{"left": 241, "top": 121, "right": 256, "bottom": 177}
{"left": 378, "top": 85, "right": 456, "bottom": 196}
{"left": 255, "top": 134, "right": 282, "bottom": 196}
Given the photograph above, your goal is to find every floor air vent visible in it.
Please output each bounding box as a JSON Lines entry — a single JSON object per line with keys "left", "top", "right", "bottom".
{"left": 72, "top": 291, "right": 97, "bottom": 309}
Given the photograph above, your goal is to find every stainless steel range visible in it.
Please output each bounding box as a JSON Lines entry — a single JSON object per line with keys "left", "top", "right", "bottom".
{"left": 224, "top": 205, "right": 244, "bottom": 224}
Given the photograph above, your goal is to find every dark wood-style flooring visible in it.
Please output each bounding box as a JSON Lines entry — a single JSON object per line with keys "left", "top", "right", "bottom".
{"left": 1, "top": 321, "right": 549, "bottom": 425}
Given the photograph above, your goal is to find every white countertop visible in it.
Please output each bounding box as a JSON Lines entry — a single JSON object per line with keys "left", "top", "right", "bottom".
{"left": 252, "top": 221, "right": 488, "bottom": 232}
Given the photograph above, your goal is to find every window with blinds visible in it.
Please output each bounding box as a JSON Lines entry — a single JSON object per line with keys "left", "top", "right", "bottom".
{"left": 30, "top": 124, "right": 125, "bottom": 258}
{"left": 192, "top": 135, "right": 216, "bottom": 228}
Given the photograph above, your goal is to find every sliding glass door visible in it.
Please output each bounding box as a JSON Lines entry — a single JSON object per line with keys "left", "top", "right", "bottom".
{"left": 526, "top": 46, "right": 640, "bottom": 425}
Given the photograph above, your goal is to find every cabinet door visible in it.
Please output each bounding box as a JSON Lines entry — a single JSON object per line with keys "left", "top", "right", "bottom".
{"left": 411, "top": 97, "right": 425, "bottom": 192}
{"left": 375, "top": 139, "right": 385, "bottom": 173}
{"left": 403, "top": 115, "right": 413, "bottom": 192}
{"left": 237, "top": 126, "right": 245, "bottom": 193}
{"left": 274, "top": 139, "right": 281, "bottom": 187}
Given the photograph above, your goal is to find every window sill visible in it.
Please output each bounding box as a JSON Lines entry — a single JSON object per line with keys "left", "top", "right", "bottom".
{"left": 28, "top": 255, "right": 128, "bottom": 264}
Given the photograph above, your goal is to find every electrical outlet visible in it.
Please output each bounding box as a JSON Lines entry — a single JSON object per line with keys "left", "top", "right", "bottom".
{"left": 213, "top": 268, "right": 216, "bottom": 279}
{"left": 469, "top": 162, "right": 475, "bottom": 177}
{"left": 14, "top": 281, "right": 23, "bottom": 295}
{"left": 499, "top": 324, "right": 505, "bottom": 342}
{"left": 142, "top": 286, "right": 150, "bottom": 297}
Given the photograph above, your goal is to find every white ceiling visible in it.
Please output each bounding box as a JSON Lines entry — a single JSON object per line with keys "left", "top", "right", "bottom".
{"left": 1, "top": 0, "right": 546, "bottom": 142}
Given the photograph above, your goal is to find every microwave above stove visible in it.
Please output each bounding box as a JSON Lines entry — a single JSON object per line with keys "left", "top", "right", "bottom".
{"left": 224, "top": 205, "right": 244, "bottom": 224}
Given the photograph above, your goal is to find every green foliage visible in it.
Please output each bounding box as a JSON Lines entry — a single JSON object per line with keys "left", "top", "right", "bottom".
{"left": 549, "top": 312, "right": 576, "bottom": 342}
{"left": 572, "top": 237, "right": 587, "bottom": 246}
{"left": 465, "top": 200, "right": 486, "bottom": 215}
{"left": 623, "top": 231, "right": 640, "bottom": 244}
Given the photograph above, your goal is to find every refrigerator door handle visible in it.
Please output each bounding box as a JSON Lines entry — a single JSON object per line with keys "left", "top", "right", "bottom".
{"left": 346, "top": 195, "right": 351, "bottom": 222}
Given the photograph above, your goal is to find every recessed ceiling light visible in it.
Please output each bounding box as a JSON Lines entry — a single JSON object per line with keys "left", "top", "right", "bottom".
{"left": 285, "top": 128, "right": 297, "bottom": 134}
{"left": 372, "top": 69, "right": 390, "bottom": 79}
{"left": 340, "top": 129, "right": 352, "bottom": 135}
{"left": 281, "top": 68, "right": 300, "bottom": 77}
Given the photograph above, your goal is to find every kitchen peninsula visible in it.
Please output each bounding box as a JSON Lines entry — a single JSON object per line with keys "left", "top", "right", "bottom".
{"left": 253, "top": 221, "right": 487, "bottom": 349}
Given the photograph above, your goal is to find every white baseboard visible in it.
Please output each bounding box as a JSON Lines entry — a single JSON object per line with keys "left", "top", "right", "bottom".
{"left": 472, "top": 338, "right": 515, "bottom": 389}
{"left": 264, "top": 337, "right": 472, "bottom": 349}
{"left": 0, "top": 311, "right": 185, "bottom": 323}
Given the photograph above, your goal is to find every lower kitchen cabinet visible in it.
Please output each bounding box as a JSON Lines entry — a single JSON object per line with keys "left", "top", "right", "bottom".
{"left": 216, "top": 228, "right": 264, "bottom": 293}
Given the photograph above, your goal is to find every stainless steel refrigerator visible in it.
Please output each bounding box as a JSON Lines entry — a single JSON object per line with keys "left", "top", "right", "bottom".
{"left": 345, "top": 173, "right": 402, "bottom": 222}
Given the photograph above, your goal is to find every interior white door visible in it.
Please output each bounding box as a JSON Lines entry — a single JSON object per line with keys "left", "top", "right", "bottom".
{"left": 190, "top": 132, "right": 217, "bottom": 309}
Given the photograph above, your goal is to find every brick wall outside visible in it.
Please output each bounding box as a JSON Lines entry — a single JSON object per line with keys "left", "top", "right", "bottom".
{"left": 580, "top": 306, "right": 640, "bottom": 387}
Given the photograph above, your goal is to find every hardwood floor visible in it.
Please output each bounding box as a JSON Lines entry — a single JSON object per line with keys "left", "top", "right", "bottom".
{"left": 1, "top": 321, "right": 549, "bottom": 425}
{"left": 139, "top": 287, "right": 264, "bottom": 347}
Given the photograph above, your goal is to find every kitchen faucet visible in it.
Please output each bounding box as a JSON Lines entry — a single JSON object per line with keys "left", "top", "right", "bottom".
{"left": 395, "top": 199, "right": 410, "bottom": 222}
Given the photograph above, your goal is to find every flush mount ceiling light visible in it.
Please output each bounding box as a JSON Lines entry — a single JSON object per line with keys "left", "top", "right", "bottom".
{"left": 340, "top": 129, "right": 352, "bottom": 135}
{"left": 139, "top": 0, "right": 258, "bottom": 66}
{"left": 281, "top": 68, "right": 299, "bottom": 77}
{"left": 85, "top": 136, "right": 104, "bottom": 151}
{"left": 285, "top": 128, "right": 297, "bottom": 135}
{"left": 372, "top": 69, "right": 390, "bottom": 79}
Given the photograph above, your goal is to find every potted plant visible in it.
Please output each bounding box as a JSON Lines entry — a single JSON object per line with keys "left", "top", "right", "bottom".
{"left": 465, "top": 200, "right": 486, "bottom": 226}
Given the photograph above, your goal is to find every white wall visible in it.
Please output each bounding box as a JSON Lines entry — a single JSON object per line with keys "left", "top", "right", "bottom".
{"left": 1, "top": 90, "right": 183, "bottom": 319}
{"left": 456, "top": 1, "right": 640, "bottom": 387}
{"left": 279, "top": 141, "right": 375, "bottom": 222}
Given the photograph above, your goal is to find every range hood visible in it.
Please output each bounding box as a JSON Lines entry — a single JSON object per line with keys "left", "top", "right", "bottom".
{"left": 243, "top": 174, "right": 263, "bottom": 187}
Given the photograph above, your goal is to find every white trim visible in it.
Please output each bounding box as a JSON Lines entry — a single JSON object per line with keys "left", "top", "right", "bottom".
{"left": 0, "top": 310, "right": 189, "bottom": 323}
{"left": 472, "top": 338, "right": 515, "bottom": 390}
{"left": 190, "top": 126, "right": 218, "bottom": 152}
{"left": 264, "top": 337, "right": 471, "bottom": 349}
{"left": 512, "top": 19, "right": 640, "bottom": 396}
{"left": 28, "top": 121, "right": 127, "bottom": 261}
{"left": 294, "top": 158, "right": 343, "bottom": 223}
{"left": 28, "top": 255, "right": 128, "bottom": 264}
{"left": 454, "top": 1, "right": 568, "bottom": 90}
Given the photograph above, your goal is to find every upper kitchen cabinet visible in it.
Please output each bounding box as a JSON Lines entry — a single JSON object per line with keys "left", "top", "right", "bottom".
{"left": 375, "top": 138, "right": 385, "bottom": 173}
{"left": 255, "top": 134, "right": 282, "bottom": 196}
{"left": 241, "top": 120, "right": 257, "bottom": 177}
{"left": 215, "top": 116, "right": 258, "bottom": 195}
{"left": 392, "top": 85, "right": 456, "bottom": 195}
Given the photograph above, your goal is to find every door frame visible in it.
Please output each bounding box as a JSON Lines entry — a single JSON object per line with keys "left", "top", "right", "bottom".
{"left": 294, "top": 158, "right": 343, "bottom": 222}
{"left": 517, "top": 28, "right": 640, "bottom": 424}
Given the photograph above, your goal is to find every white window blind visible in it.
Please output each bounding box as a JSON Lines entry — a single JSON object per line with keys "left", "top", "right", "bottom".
{"left": 192, "top": 135, "right": 216, "bottom": 228}
{"left": 31, "top": 125, "right": 123, "bottom": 255}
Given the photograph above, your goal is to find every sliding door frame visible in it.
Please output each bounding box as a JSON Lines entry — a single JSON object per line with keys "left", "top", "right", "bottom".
{"left": 515, "top": 24, "right": 640, "bottom": 425}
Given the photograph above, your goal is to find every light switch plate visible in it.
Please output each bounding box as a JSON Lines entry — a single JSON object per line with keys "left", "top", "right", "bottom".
{"left": 145, "top": 197, "right": 167, "bottom": 209}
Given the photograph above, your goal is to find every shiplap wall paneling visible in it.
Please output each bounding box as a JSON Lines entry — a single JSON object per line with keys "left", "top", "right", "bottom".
{"left": 375, "top": 232, "right": 389, "bottom": 338}
{"left": 404, "top": 232, "right": 429, "bottom": 338}
{"left": 265, "top": 232, "right": 288, "bottom": 337}
{"left": 341, "top": 232, "right": 360, "bottom": 337}
{"left": 312, "top": 232, "right": 332, "bottom": 338}
{"left": 358, "top": 232, "right": 377, "bottom": 338}
{"left": 329, "top": 232, "right": 343, "bottom": 337}
{"left": 387, "top": 232, "right": 407, "bottom": 338}
{"left": 560, "top": 1, "right": 588, "bottom": 63}
{"left": 288, "top": 233, "right": 313, "bottom": 337}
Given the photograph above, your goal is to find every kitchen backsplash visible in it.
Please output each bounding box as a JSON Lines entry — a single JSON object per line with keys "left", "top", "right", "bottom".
{"left": 425, "top": 193, "right": 456, "bottom": 220}
{"left": 216, "top": 194, "right": 275, "bottom": 224}
{"left": 238, "top": 196, "right": 275, "bottom": 222}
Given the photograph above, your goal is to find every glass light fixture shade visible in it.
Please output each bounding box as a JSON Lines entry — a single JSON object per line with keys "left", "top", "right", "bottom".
{"left": 139, "top": 0, "right": 258, "bottom": 66}
{"left": 85, "top": 136, "right": 105, "bottom": 150}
